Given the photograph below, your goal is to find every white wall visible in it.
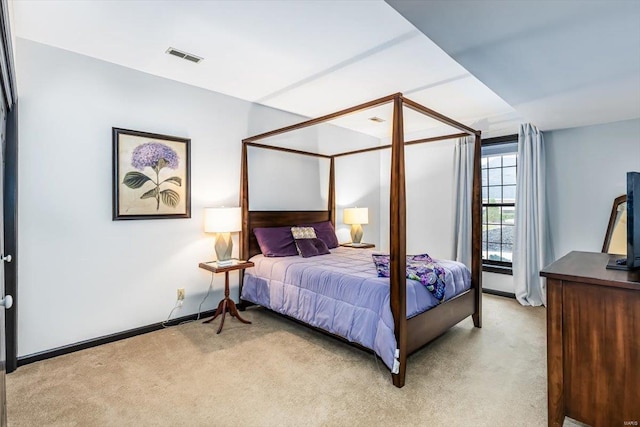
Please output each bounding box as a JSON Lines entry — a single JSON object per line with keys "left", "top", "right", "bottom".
{"left": 15, "top": 39, "right": 379, "bottom": 357}
{"left": 248, "top": 123, "right": 381, "bottom": 232}
{"left": 248, "top": 150, "right": 329, "bottom": 211}
{"left": 545, "top": 118, "right": 640, "bottom": 259}
{"left": 482, "top": 272, "right": 514, "bottom": 294}
{"left": 335, "top": 151, "right": 381, "bottom": 245}
{"left": 378, "top": 139, "right": 457, "bottom": 259}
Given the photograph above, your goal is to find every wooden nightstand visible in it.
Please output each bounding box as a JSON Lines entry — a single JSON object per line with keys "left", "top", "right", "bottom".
{"left": 340, "top": 243, "right": 375, "bottom": 249}
{"left": 198, "top": 260, "right": 254, "bottom": 334}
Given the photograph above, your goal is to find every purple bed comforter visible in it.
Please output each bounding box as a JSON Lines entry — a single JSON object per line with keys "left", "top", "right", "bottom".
{"left": 241, "top": 247, "right": 471, "bottom": 371}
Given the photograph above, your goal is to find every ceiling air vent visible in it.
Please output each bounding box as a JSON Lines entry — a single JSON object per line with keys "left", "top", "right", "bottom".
{"left": 368, "top": 117, "right": 385, "bottom": 123}
{"left": 166, "top": 47, "right": 203, "bottom": 64}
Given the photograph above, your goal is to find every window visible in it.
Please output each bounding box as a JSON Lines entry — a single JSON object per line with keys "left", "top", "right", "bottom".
{"left": 481, "top": 135, "right": 517, "bottom": 274}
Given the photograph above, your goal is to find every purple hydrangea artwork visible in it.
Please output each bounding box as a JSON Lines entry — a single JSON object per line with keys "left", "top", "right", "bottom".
{"left": 131, "top": 142, "right": 179, "bottom": 171}
{"left": 122, "top": 142, "right": 182, "bottom": 210}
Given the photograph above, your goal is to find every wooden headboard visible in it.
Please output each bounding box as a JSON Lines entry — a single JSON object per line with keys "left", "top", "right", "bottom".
{"left": 244, "top": 210, "right": 332, "bottom": 259}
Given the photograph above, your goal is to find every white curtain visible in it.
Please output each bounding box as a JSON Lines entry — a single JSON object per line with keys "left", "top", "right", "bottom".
{"left": 452, "top": 136, "right": 474, "bottom": 269}
{"left": 513, "top": 123, "right": 553, "bottom": 306}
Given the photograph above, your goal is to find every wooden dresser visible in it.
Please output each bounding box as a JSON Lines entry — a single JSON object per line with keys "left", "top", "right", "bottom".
{"left": 540, "top": 251, "right": 640, "bottom": 427}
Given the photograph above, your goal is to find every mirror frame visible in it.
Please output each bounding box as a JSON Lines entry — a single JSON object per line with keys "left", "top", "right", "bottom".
{"left": 602, "top": 194, "right": 627, "bottom": 253}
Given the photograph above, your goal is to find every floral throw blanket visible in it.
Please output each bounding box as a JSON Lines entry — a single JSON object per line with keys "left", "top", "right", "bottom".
{"left": 372, "top": 253, "right": 447, "bottom": 303}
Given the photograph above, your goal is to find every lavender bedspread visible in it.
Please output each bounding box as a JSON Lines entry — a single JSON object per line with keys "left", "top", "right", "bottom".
{"left": 241, "top": 247, "right": 471, "bottom": 370}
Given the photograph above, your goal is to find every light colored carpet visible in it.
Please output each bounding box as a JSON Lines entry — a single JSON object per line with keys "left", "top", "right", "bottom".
{"left": 8, "top": 295, "right": 552, "bottom": 426}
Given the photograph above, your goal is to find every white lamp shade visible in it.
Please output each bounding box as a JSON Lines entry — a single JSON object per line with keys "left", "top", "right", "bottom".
{"left": 204, "top": 207, "right": 241, "bottom": 233}
{"left": 343, "top": 207, "right": 369, "bottom": 225}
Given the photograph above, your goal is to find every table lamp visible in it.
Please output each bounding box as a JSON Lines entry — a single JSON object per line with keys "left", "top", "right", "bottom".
{"left": 204, "top": 207, "right": 241, "bottom": 266}
{"left": 343, "top": 207, "right": 369, "bottom": 245}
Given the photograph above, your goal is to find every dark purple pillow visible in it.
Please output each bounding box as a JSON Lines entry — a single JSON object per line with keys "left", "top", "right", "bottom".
{"left": 299, "top": 221, "right": 339, "bottom": 248}
{"left": 295, "top": 238, "right": 330, "bottom": 258}
{"left": 253, "top": 226, "right": 297, "bottom": 257}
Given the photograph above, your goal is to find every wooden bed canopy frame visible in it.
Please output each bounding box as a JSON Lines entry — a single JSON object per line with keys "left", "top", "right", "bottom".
{"left": 239, "top": 93, "right": 482, "bottom": 388}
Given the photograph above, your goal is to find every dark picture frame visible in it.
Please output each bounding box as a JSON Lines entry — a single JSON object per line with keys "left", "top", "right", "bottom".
{"left": 112, "top": 128, "right": 191, "bottom": 220}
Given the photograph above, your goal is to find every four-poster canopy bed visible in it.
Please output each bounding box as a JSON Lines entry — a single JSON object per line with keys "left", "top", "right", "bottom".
{"left": 239, "top": 93, "right": 482, "bottom": 388}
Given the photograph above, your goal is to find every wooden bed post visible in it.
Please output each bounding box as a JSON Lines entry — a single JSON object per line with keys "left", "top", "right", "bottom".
{"left": 240, "top": 141, "right": 249, "bottom": 261}
{"left": 241, "top": 93, "right": 482, "bottom": 387}
{"left": 239, "top": 141, "right": 250, "bottom": 305}
{"left": 329, "top": 156, "right": 336, "bottom": 226}
{"left": 390, "top": 95, "right": 407, "bottom": 387}
{"left": 471, "top": 132, "right": 482, "bottom": 327}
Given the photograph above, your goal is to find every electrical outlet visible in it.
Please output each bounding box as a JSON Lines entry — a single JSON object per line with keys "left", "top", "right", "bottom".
{"left": 177, "top": 288, "right": 185, "bottom": 301}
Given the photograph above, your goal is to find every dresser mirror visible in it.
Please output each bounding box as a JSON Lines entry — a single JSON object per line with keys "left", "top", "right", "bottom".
{"left": 602, "top": 195, "right": 627, "bottom": 254}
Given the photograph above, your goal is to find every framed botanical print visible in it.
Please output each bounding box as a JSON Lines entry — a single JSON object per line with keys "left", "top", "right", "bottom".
{"left": 112, "top": 128, "right": 191, "bottom": 220}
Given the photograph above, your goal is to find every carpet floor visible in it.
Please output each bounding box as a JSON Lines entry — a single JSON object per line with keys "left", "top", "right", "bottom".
{"left": 7, "top": 294, "right": 556, "bottom": 426}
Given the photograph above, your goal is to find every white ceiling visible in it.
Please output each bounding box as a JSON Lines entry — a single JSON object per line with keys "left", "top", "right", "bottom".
{"left": 387, "top": 0, "right": 640, "bottom": 131}
{"left": 10, "top": 0, "right": 639, "bottom": 138}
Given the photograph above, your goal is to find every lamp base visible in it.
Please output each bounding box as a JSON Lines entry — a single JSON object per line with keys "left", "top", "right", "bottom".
{"left": 215, "top": 232, "right": 233, "bottom": 264}
{"left": 350, "top": 224, "right": 363, "bottom": 244}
